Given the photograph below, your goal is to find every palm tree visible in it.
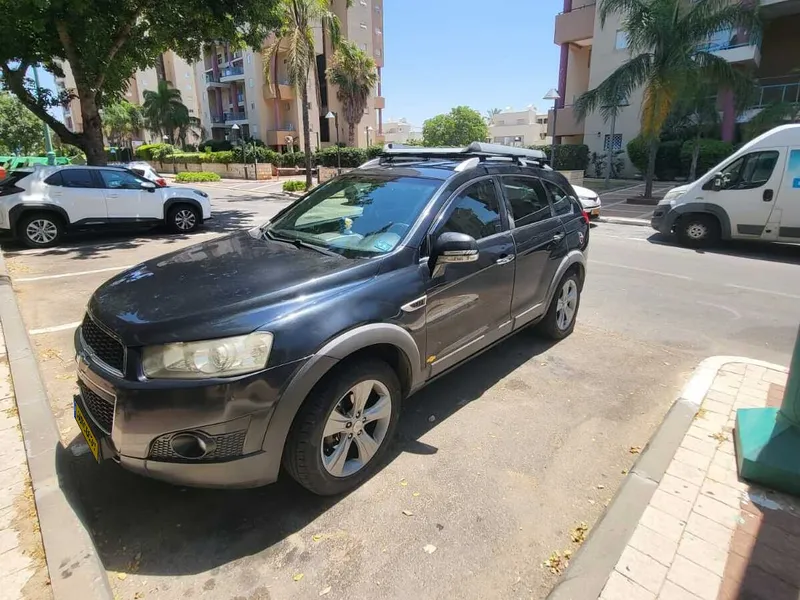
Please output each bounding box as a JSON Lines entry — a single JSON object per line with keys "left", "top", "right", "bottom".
{"left": 574, "top": 0, "right": 758, "bottom": 198}
{"left": 142, "top": 81, "right": 189, "bottom": 144}
{"left": 663, "top": 81, "right": 721, "bottom": 180}
{"left": 328, "top": 40, "right": 378, "bottom": 146}
{"left": 101, "top": 101, "right": 143, "bottom": 148}
{"left": 743, "top": 101, "right": 800, "bottom": 140}
{"left": 263, "top": 0, "right": 348, "bottom": 189}
{"left": 485, "top": 108, "right": 501, "bottom": 124}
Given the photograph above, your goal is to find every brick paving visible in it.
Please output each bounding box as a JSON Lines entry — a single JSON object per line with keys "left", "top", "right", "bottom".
{"left": 600, "top": 362, "right": 800, "bottom": 600}
{"left": 598, "top": 182, "right": 676, "bottom": 221}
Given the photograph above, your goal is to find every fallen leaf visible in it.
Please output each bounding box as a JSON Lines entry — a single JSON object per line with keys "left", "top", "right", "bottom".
{"left": 423, "top": 544, "right": 437, "bottom": 554}
{"left": 695, "top": 408, "right": 708, "bottom": 420}
{"left": 570, "top": 522, "right": 589, "bottom": 544}
{"left": 399, "top": 479, "right": 408, "bottom": 487}
{"left": 116, "top": 573, "right": 127, "bottom": 581}
{"left": 709, "top": 431, "right": 728, "bottom": 442}
{"left": 629, "top": 446, "right": 641, "bottom": 454}
{"left": 542, "top": 551, "right": 569, "bottom": 575}
{"left": 402, "top": 510, "right": 414, "bottom": 516}
{"left": 293, "top": 573, "right": 304, "bottom": 582}
{"left": 134, "top": 593, "right": 144, "bottom": 600}
{"left": 312, "top": 534, "right": 323, "bottom": 542}
{"left": 621, "top": 469, "right": 629, "bottom": 475}
{"left": 412, "top": 491, "right": 420, "bottom": 497}
{"left": 319, "top": 586, "right": 332, "bottom": 596}
{"left": 436, "top": 523, "right": 444, "bottom": 531}
{"left": 428, "top": 415, "right": 436, "bottom": 422}
{"left": 596, "top": 484, "right": 605, "bottom": 490}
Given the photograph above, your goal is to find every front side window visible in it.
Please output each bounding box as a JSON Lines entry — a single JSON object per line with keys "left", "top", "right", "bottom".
{"left": 60, "top": 169, "right": 96, "bottom": 189}
{"left": 712, "top": 151, "right": 779, "bottom": 191}
{"left": 267, "top": 174, "right": 440, "bottom": 257}
{"left": 100, "top": 170, "right": 146, "bottom": 190}
{"left": 439, "top": 179, "right": 503, "bottom": 240}
{"left": 501, "top": 176, "right": 552, "bottom": 227}
{"left": 542, "top": 180, "right": 575, "bottom": 217}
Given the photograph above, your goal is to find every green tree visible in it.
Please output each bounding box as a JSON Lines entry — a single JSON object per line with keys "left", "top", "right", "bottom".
{"left": 422, "top": 106, "right": 488, "bottom": 147}
{"left": 0, "top": 0, "right": 281, "bottom": 165}
{"left": 101, "top": 100, "right": 143, "bottom": 148}
{"left": 263, "top": 0, "right": 349, "bottom": 189}
{"left": 142, "top": 81, "right": 189, "bottom": 144}
{"left": 485, "top": 107, "right": 501, "bottom": 124}
{"left": 0, "top": 92, "right": 45, "bottom": 154}
{"left": 742, "top": 101, "right": 800, "bottom": 141}
{"left": 664, "top": 81, "right": 722, "bottom": 180}
{"left": 328, "top": 40, "right": 378, "bottom": 147}
{"left": 574, "top": 0, "right": 758, "bottom": 198}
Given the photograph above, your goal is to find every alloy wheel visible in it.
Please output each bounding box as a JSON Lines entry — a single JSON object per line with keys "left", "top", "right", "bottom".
{"left": 26, "top": 219, "right": 58, "bottom": 244}
{"left": 321, "top": 379, "right": 392, "bottom": 478}
{"left": 556, "top": 279, "right": 578, "bottom": 331}
{"left": 174, "top": 209, "right": 196, "bottom": 231}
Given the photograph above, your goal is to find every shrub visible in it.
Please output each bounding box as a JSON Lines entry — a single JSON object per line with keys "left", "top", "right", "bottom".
{"left": 533, "top": 144, "right": 589, "bottom": 171}
{"left": 134, "top": 143, "right": 159, "bottom": 160}
{"left": 208, "top": 151, "right": 235, "bottom": 164}
{"left": 199, "top": 139, "right": 232, "bottom": 152}
{"left": 626, "top": 136, "right": 650, "bottom": 174}
{"left": 183, "top": 144, "right": 198, "bottom": 152}
{"left": 175, "top": 171, "right": 221, "bottom": 183}
{"left": 680, "top": 139, "right": 734, "bottom": 178}
{"left": 170, "top": 152, "right": 205, "bottom": 164}
{"left": 655, "top": 140, "right": 683, "bottom": 180}
{"left": 314, "top": 146, "right": 370, "bottom": 168}
{"left": 282, "top": 179, "right": 308, "bottom": 192}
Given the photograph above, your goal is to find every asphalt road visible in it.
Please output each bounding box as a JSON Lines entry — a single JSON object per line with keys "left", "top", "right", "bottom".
{"left": 3, "top": 182, "right": 799, "bottom": 600}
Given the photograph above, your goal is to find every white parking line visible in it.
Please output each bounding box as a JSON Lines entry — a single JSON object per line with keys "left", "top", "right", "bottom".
{"left": 725, "top": 283, "right": 800, "bottom": 300}
{"left": 29, "top": 321, "right": 81, "bottom": 335}
{"left": 15, "top": 265, "right": 133, "bottom": 282}
{"left": 591, "top": 260, "right": 693, "bottom": 281}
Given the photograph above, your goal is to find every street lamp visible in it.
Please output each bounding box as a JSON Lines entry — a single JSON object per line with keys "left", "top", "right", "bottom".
{"left": 325, "top": 111, "right": 341, "bottom": 174}
{"left": 601, "top": 100, "right": 630, "bottom": 189}
{"left": 366, "top": 125, "right": 374, "bottom": 147}
{"left": 31, "top": 66, "right": 55, "bottom": 166}
{"left": 544, "top": 88, "right": 561, "bottom": 169}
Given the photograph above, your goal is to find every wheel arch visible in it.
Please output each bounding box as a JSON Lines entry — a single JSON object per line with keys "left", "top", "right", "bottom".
{"left": 164, "top": 197, "right": 203, "bottom": 219}
{"left": 545, "top": 250, "right": 586, "bottom": 307}
{"left": 670, "top": 203, "right": 731, "bottom": 239}
{"left": 9, "top": 203, "right": 70, "bottom": 231}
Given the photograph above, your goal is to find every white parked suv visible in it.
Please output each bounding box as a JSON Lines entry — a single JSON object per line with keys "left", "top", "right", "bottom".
{"left": 0, "top": 165, "right": 212, "bottom": 248}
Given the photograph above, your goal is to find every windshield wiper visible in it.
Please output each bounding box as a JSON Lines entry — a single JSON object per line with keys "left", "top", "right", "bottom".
{"left": 264, "top": 229, "right": 340, "bottom": 257}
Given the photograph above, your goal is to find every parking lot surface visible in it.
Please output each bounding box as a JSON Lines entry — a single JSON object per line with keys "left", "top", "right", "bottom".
{"left": 4, "top": 183, "right": 800, "bottom": 599}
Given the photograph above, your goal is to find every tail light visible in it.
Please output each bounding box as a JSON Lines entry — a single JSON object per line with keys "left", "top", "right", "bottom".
{"left": 156, "top": 178, "right": 167, "bottom": 187}
{"left": 581, "top": 210, "right": 590, "bottom": 224}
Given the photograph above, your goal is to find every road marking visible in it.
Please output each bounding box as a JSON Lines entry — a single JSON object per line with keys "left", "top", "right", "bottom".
{"left": 591, "top": 260, "right": 693, "bottom": 280}
{"left": 29, "top": 321, "right": 81, "bottom": 335}
{"left": 725, "top": 283, "right": 800, "bottom": 300}
{"left": 696, "top": 301, "right": 741, "bottom": 319}
{"left": 15, "top": 265, "right": 133, "bottom": 282}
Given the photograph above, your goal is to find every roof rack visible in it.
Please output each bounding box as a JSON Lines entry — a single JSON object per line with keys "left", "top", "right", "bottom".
{"left": 379, "top": 142, "right": 547, "bottom": 168}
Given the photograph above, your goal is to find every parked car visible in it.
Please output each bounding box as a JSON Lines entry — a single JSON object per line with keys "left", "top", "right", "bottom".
{"left": 73, "top": 143, "right": 589, "bottom": 495}
{"left": 0, "top": 165, "right": 211, "bottom": 248}
{"left": 124, "top": 162, "right": 167, "bottom": 187}
{"left": 653, "top": 124, "right": 800, "bottom": 247}
{"left": 573, "top": 184, "right": 601, "bottom": 218}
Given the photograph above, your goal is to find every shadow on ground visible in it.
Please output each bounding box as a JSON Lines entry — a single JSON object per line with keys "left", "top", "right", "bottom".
{"left": 646, "top": 233, "right": 800, "bottom": 267}
{"left": 56, "top": 331, "right": 556, "bottom": 578}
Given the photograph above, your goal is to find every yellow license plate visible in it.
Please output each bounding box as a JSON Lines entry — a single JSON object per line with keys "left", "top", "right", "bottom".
{"left": 74, "top": 401, "right": 100, "bottom": 462}
{"left": 592, "top": 209, "right": 600, "bottom": 216}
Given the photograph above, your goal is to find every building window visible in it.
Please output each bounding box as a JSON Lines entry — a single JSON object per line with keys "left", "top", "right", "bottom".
{"left": 360, "top": 21, "right": 367, "bottom": 29}
{"left": 516, "top": 118, "right": 525, "bottom": 125}
{"left": 249, "top": 77, "right": 254, "bottom": 88}
{"left": 604, "top": 133, "right": 623, "bottom": 151}
{"left": 375, "top": 27, "right": 382, "bottom": 35}
{"left": 375, "top": 3, "right": 381, "bottom": 11}
{"left": 615, "top": 30, "right": 628, "bottom": 50}
{"left": 375, "top": 49, "right": 382, "bottom": 57}
{"left": 360, "top": 0, "right": 367, "bottom": 5}
{"left": 361, "top": 43, "right": 368, "bottom": 50}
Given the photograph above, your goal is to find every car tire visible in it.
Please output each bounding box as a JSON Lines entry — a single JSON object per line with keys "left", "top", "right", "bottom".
{"left": 675, "top": 214, "right": 720, "bottom": 248}
{"left": 18, "top": 212, "right": 65, "bottom": 249}
{"left": 537, "top": 271, "right": 581, "bottom": 340}
{"left": 283, "top": 358, "right": 402, "bottom": 496}
{"left": 167, "top": 204, "right": 200, "bottom": 234}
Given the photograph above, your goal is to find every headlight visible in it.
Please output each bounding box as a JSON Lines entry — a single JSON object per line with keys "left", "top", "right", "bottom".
{"left": 142, "top": 332, "right": 273, "bottom": 379}
{"left": 660, "top": 190, "right": 684, "bottom": 204}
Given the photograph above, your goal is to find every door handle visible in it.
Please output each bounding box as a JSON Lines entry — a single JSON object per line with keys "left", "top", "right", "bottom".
{"left": 763, "top": 189, "right": 774, "bottom": 202}
{"left": 496, "top": 254, "right": 515, "bottom": 265}
{"left": 552, "top": 233, "right": 565, "bottom": 243}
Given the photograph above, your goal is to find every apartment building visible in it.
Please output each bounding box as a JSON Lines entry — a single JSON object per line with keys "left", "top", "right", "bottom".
{"left": 383, "top": 118, "right": 423, "bottom": 144}
{"left": 488, "top": 106, "right": 551, "bottom": 147}
{"left": 550, "top": 0, "right": 800, "bottom": 169}
{"left": 194, "top": 0, "right": 386, "bottom": 150}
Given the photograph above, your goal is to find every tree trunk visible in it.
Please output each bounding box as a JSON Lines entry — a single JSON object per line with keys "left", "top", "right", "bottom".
{"left": 689, "top": 134, "right": 701, "bottom": 181}
{"left": 644, "top": 138, "right": 659, "bottom": 199}
{"left": 79, "top": 90, "right": 107, "bottom": 166}
{"left": 301, "top": 82, "right": 313, "bottom": 189}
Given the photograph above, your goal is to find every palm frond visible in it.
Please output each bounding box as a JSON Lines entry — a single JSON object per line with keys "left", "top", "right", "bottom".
{"left": 744, "top": 102, "right": 800, "bottom": 140}
{"left": 684, "top": 0, "right": 761, "bottom": 47}
{"left": 598, "top": 0, "right": 648, "bottom": 29}
{"left": 574, "top": 53, "right": 651, "bottom": 122}
{"left": 641, "top": 80, "right": 675, "bottom": 139}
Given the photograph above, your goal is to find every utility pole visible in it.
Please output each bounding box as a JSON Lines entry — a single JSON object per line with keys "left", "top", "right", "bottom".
{"left": 32, "top": 66, "right": 56, "bottom": 166}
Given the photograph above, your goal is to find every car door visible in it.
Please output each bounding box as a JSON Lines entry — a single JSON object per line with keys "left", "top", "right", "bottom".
{"left": 98, "top": 169, "right": 161, "bottom": 220}
{"left": 45, "top": 169, "right": 108, "bottom": 223}
{"left": 777, "top": 147, "right": 800, "bottom": 241}
{"left": 499, "top": 175, "right": 566, "bottom": 329}
{"left": 425, "top": 177, "right": 515, "bottom": 377}
{"left": 701, "top": 149, "right": 784, "bottom": 238}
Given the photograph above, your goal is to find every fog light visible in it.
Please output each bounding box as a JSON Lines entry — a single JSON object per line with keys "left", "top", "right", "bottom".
{"left": 170, "top": 432, "right": 216, "bottom": 460}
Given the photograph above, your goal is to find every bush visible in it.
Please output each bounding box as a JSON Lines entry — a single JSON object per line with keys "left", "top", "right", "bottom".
{"left": 175, "top": 171, "right": 221, "bottom": 183}
{"left": 680, "top": 139, "right": 734, "bottom": 178}
{"left": 183, "top": 144, "right": 198, "bottom": 152}
{"left": 626, "top": 136, "right": 650, "bottom": 174}
{"left": 532, "top": 144, "right": 589, "bottom": 171}
{"left": 170, "top": 152, "right": 205, "bottom": 164}
{"left": 314, "top": 146, "right": 370, "bottom": 168}
{"left": 208, "top": 150, "right": 235, "bottom": 164}
{"left": 282, "top": 179, "right": 308, "bottom": 192}
{"left": 199, "top": 139, "right": 232, "bottom": 152}
{"left": 655, "top": 140, "right": 683, "bottom": 180}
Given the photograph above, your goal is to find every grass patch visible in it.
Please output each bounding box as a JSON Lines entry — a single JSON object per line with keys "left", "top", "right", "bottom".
{"left": 282, "top": 179, "right": 308, "bottom": 193}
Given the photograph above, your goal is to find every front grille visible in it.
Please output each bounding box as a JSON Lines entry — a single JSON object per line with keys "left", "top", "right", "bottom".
{"left": 149, "top": 430, "right": 248, "bottom": 462}
{"left": 81, "top": 314, "right": 125, "bottom": 374}
{"left": 79, "top": 383, "right": 115, "bottom": 435}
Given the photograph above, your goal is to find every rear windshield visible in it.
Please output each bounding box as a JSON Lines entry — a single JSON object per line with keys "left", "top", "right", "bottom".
{"left": 0, "top": 171, "right": 32, "bottom": 187}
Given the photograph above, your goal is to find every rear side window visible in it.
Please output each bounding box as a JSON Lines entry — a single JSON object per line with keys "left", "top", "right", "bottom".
{"left": 130, "top": 168, "right": 145, "bottom": 177}
{"left": 60, "top": 169, "right": 96, "bottom": 189}
{"left": 501, "top": 176, "right": 552, "bottom": 227}
{"left": 44, "top": 172, "right": 63, "bottom": 186}
{"left": 542, "top": 181, "right": 574, "bottom": 217}
{"left": 0, "top": 171, "right": 31, "bottom": 196}
{"left": 440, "top": 179, "right": 503, "bottom": 240}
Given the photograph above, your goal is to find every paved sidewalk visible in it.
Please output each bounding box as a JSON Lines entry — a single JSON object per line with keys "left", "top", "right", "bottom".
{"left": 0, "top": 322, "right": 51, "bottom": 600}
{"left": 598, "top": 182, "right": 675, "bottom": 221}
{"left": 600, "top": 361, "right": 799, "bottom": 600}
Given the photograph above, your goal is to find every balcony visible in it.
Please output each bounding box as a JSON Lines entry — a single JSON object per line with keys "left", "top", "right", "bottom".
{"left": 760, "top": 0, "right": 800, "bottom": 18}
{"left": 748, "top": 79, "right": 800, "bottom": 109}
{"left": 204, "top": 72, "right": 229, "bottom": 88}
{"left": 554, "top": 2, "right": 596, "bottom": 46}
{"left": 547, "top": 106, "right": 583, "bottom": 137}
{"left": 374, "top": 96, "right": 386, "bottom": 109}
{"left": 224, "top": 111, "right": 248, "bottom": 123}
{"left": 263, "top": 83, "right": 295, "bottom": 100}
{"left": 210, "top": 114, "right": 226, "bottom": 128}
{"left": 219, "top": 66, "right": 245, "bottom": 82}
{"left": 267, "top": 127, "right": 299, "bottom": 146}
{"left": 699, "top": 29, "right": 761, "bottom": 67}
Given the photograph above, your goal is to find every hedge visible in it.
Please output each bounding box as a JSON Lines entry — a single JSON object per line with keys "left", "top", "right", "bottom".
{"left": 680, "top": 139, "right": 734, "bottom": 178}
{"left": 655, "top": 140, "right": 683, "bottom": 181}
{"left": 175, "top": 171, "right": 221, "bottom": 183}
{"left": 531, "top": 144, "right": 590, "bottom": 171}
{"left": 134, "top": 143, "right": 175, "bottom": 161}
{"left": 627, "top": 136, "right": 735, "bottom": 180}
{"left": 282, "top": 180, "right": 308, "bottom": 192}
{"left": 199, "top": 139, "right": 233, "bottom": 152}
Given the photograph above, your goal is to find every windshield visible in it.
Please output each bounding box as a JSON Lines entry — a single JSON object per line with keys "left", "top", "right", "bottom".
{"left": 266, "top": 174, "right": 440, "bottom": 257}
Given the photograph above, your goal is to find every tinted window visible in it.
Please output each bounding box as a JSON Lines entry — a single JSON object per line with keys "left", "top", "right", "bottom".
{"left": 44, "top": 172, "right": 63, "bottom": 186}
{"left": 1, "top": 171, "right": 32, "bottom": 188}
{"left": 501, "top": 176, "right": 552, "bottom": 226}
{"left": 100, "top": 169, "right": 145, "bottom": 190}
{"left": 542, "top": 180, "right": 574, "bottom": 217}
{"left": 713, "top": 151, "right": 779, "bottom": 191}
{"left": 61, "top": 169, "right": 96, "bottom": 189}
{"left": 440, "top": 179, "right": 502, "bottom": 240}
{"left": 130, "top": 168, "right": 145, "bottom": 177}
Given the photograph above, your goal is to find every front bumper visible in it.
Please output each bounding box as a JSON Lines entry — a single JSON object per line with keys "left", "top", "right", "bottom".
{"left": 74, "top": 327, "right": 307, "bottom": 488}
{"left": 651, "top": 205, "right": 673, "bottom": 234}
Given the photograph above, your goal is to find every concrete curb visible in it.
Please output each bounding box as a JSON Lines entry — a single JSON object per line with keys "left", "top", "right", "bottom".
{"left": 547, "top": 355, "right": 786, "bottom": 600}
{"left": 596, "top": 216, "right": 650, "bottom": 227}
{"left": 0, "top": 251, "right": 112, "bottom": 599}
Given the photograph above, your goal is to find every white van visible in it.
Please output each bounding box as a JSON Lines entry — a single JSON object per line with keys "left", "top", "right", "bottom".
{"left": 652, "top": 124, "right": 800, "bottom": 247}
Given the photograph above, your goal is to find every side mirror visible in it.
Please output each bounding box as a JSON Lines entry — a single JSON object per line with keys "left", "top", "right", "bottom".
{"left": 433, "top": 232, "right": 479, "bottom": 264}
{"left": 712, "top": 174, "right": 723, "bottom": 192}
{"left": 141, "top": 181, "right": 157, "bottom": 192}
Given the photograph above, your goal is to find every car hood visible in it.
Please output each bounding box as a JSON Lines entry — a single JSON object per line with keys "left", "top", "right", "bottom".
{"left": 572, "top": 184, "right": 600, "bottom": 207}
{"left": 89, "top": 231, "right": 380, "bottom": 346}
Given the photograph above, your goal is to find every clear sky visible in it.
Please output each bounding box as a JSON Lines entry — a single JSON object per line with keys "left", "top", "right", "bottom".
{"left": 382, "top": 0, "right": 563, "bottom": 127}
